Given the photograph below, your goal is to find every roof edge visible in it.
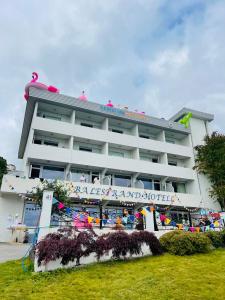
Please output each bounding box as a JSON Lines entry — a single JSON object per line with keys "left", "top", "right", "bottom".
{"left": 169, "top": 107, "right": 214, "bottom": 122}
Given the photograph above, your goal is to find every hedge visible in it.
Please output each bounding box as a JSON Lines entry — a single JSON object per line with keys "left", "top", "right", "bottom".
{"left": 159, "top": 230, "right": 212, "bottom": 255}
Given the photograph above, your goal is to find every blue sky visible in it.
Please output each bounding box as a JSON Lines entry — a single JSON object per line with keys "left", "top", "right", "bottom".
{"left": 0, "top": 0, "right": 225, "bottom": 167}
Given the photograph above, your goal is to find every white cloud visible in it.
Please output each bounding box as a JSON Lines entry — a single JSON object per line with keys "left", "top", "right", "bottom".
{"left": 149, "top": 48, "right": 189, "bottom": 76}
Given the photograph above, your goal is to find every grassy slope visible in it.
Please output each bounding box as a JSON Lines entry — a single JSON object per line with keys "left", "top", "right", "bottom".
{"left": 0, "top": 250, "right": 225, "bottom": 300}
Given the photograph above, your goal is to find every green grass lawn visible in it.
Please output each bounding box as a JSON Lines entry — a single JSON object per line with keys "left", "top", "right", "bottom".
{"left": 0, "top": 250, "right": 225, "bottom": 300}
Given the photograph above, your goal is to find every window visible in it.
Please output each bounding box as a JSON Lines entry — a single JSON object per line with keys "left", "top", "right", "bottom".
{"left": 172, "top": 182, "right": 178, "bottom": 193}
{"left": 112, "top": 129, "right": 123, "bottom": 134}
{"left": 109, "top": 151, "right": 124, "bottom": 157}
{"left": 33, "top": 139, "right": 42, "bottom": 145}
{"left": 30, "top": 165, "right": 40, "bottom": 179}
{"left": 23, "top": 202, "right": 41, "bottom": 227}
{"left": 154, "top": 180, "right": 161, "bottom": 191}
{"left": 114, "top": 175, "right": 131, "bottom": 187}
{"left": 44, "top": 140, "right": 58, "bottom": 147}
{"left": 168, "top": 161, "right": 177, "bottom": 166}
{"left": 42, "top": 113, "right": 61, "bottom": 121}
{"left": 152, "top": 158, "right": 158, "bottom": 163}
{"left": 166, "top": 139, "right": 175, "bottom": 144}
{"left": 139, "top": 178, "right": 153, "bottom": 190}
{"left": 42, "top": 166, "right": 64, "bottom": 180}
{"left": 79, "top": 146, "right": 92, "bottom": 152}
{"left": 71, "top": 170, "right": 90, "bottom": 182}
{"left": 80, "top": 122, "right": 93, "bottom": 128}
{"left": 139, "top": 134, "right": 149, "bottom": 139}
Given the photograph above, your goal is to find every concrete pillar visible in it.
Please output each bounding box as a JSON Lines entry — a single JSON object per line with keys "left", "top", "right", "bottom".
{"left": 71, "top": 110, "right": 76, "bottom": 124}
{"left": 131, "top": 124, "right": 139, "bottom": 136}
{"left": 38, "top": 190, "right": 53, "bottom": 241}
{"left": 145, "top": 209, "right": 154, "bottom": 231}
{"left": 157, "top": 130, "right": 165, "bottom": 142}
{"left": 102, "top": 142, "right": 108, "bottom": 155}
{"left": 102, "top": 118, "right": 108, "bottom": 130}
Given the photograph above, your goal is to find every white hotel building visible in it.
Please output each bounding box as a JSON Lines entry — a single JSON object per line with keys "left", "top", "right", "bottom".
{"left": 0, "top": 87, "right": 221, "bottom": 242}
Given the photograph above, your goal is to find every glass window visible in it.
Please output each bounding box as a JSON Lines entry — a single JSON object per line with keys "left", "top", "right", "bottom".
{"left": 168, "top": 161, "right": 177, "bottom": 166}
{"left": 42, "top": 166, "right": 64, "bottom": 180}
{"left": 177, "top": 183, "right": 186, "bottom": 193}
{"left": 152, "top": 158, "right": 158, "bottom": 163}
{"left": 139, "top": 134, "right": 149, "bottom": 139}
{"left": 80, "top": 122, "right": 93, "bottom": 128}
{"left": 109, "top": 151, "right": 124, "bottom": 157}
{"left": 112, "top": 129, "right": 123, "bottom": 134}
{"left": 166, "top": 139, "right": 175, "bottom": 144}
{"left": 44, "top": 140, "right": 58, "bottom": 147}
{"left": 23, "top": 202, "right": 41, "bottom": 227}
{"left": 114, "top": 175, "right": 131, "bottom": 187}
{"left": 154, "top": 180, "right": 161, "bottom": 191}
{"left": 30, "top": 165, "right": 40, "bottom": 179}
{"left": 34, "top": 139, "right": 42, "bottom": 145}
{"left": 79, "top": 146, "right": 92, "bottom": 152}
{"left": 139, "top": 178, "right": 153, "bottom": 190}
{"left": 71, "top": 170, "right": 90, "bottom": 182}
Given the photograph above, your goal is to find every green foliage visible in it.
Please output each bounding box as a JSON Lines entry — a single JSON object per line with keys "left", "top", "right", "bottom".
{"left": 205, "top": 231, "right": 225, "bottom": 248}
{"left": 30, "top": 180, "right": 71, "bottom": 206}
{"left": 194, "top": 132, "right": 225, "bottom": 209}
{"left": 0, "top": 156, "right": 7, "bottom": 187}
{"left": 1, "top": 250, "right": 225, "bottom": 299}
{"left": 159, "top": 231, "right": 212, "bottom": 255}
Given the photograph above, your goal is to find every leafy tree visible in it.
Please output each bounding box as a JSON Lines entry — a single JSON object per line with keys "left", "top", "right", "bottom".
{"left": 0, "top": 156, "right": 7, "bottom": 187}
{"left": 29, "top": 179, "right": 71, "bottom": 207}
{"left": 194, "top": 132, "right": 225, "bottom": 209}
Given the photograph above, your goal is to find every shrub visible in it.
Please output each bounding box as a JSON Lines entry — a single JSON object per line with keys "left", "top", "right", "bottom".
{"left": 159, "top": 231, "right": 211, "bottom": 256}
{"left": 219, "top": 230, "right": 225, "bottom": 245}
{"left": 205, "top": 231, "right": 225, "bottom": 248}
{"left": 36, "top": 228, "right": 163, "bottom": 266}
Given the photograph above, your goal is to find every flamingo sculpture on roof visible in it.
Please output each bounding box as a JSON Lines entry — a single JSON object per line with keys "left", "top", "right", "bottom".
{"left": 24, "top": 72, "right": 59, "bottom": 100}
{"left": 106, "top": 100, "right": 114, "bottom": 107}
{"left": 78, "top": 91, "right": 88, "bottom": 101}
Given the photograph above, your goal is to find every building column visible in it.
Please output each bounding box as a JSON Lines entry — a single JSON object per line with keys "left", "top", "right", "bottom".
{"left": 102, "top": 117, "right": 108, "bottom": 130}
{"left": 157, "top": 130, "right": 165, "bottom": 142}
{"left": 71, "top": 110, "right": 76, "bottom": 124}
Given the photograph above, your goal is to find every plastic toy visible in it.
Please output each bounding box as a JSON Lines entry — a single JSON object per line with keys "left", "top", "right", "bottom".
{"left": 24, "top": 72, "right": 59, "bottom": 100}
{"left": 79, "top": 91, "right": 88, "bottom": 101}
{"left": 179, "top": 112, "right": 192, "bottom": 128}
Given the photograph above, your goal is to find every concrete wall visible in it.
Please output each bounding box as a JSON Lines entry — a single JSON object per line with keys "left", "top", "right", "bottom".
{"left": 0, "top": 193, "right": 24, "bottom": 242}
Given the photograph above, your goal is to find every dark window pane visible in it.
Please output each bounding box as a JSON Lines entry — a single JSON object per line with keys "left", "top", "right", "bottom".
{"left": 114, "top": 175, "right": 131, "bottom": 187}
{"left": 79, "top": 147, "right": 92, "bottom": 152}
{"left": 139, "top": 134, "right": 149, "bottom": 139}
{"left": 42, "top": 166, "right": 64, "bottom": 180}
{"left": 44, "top": 140, "right": 58, "bottom": 147}
{"left": 112, "top": 129, "right": 123, "bottom": 134}
{"left": 30, "top": 168, "right": 40, "bottom": 178}
{"left": 34, "top": 139, "right": 42, "bottom": 145}
{"left": 80, "top": 123, "right": 93, "bottom": 128}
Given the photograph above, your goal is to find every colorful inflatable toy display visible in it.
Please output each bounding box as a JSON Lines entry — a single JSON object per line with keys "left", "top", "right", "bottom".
{"left": 106, "top": 100, "right": 114, "bottom": 107}
{"left": 179, "top": 112, "right": 192, "bottom": 128}
{"left": 24, "top": 72, "right": 59, "bottom": 100}
{"left": 78, "top": 91, "right": 88, "bottom": 101}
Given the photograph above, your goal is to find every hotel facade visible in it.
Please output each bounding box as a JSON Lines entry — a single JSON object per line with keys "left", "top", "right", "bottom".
{"left": 0, "top": 87, "right": 221, "bottom": 242}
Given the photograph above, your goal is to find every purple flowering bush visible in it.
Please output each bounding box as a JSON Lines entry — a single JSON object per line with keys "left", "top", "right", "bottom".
{"left": 36, "top": 228, "right": 162, "bottom": 266}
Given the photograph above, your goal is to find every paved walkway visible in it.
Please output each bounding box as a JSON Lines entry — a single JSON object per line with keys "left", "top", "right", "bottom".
{"left": 0, "top": 243, "right": 30, "bottom": 263}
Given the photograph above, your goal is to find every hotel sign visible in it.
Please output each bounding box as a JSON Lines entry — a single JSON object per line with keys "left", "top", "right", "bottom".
{"left": 100, "top": 105, "right": 149, "bottom": 121}
{"left": 71, "top": 184, "right": 175, "bottom": 205}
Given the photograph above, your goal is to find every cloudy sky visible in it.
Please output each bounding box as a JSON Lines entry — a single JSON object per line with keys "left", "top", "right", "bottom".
{"left": 0, "top": 0, "right": 225, "bottom": 168}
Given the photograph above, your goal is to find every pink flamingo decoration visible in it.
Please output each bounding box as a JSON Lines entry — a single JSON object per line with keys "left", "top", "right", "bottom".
{"left": 78, "top": 91, "right": 88, "bottom": 101}
{"left": 24, "top": 72, "right": 59, "bottom": 100}
{"left": 106, "top": 100, "right": 114, "bottom": 107}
